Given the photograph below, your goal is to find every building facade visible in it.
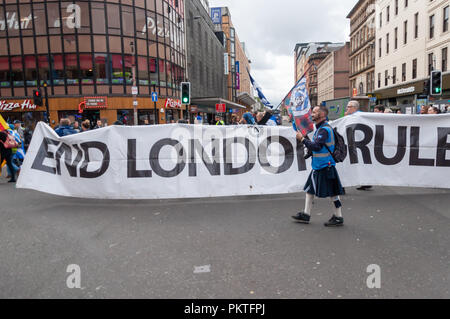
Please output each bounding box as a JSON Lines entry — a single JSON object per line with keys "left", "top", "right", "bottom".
{"left": 426, "top": 0, "right": 450, "bottom": 106}
{"left": 212, "top": 7, "right": 255, "bottom": 111}
{"left": 373, "top": 0, "right": 428, "bottom": 109}
{"left": 294, "top": 42, "right": 345, "bottom": 106}
{"left": 0, "top": 0, "right": 186, "bottom": 127}
{"left": 347, "top": 0, "right": 376, "bottom": 105}
{"left": 185, "top": 0, "right": 227, "bottom": 123}
{"left": 318, "top": 43, "right": 350, "bottom": 105}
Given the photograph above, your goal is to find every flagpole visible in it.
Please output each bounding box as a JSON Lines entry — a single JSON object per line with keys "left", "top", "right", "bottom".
{"left": 275, "top": 63, "right": 315, "bottom": 110}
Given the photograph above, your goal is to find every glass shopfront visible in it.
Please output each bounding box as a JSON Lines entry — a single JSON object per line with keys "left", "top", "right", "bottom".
{"left": 0, "top": 0, "right": 185, "bottom": 98}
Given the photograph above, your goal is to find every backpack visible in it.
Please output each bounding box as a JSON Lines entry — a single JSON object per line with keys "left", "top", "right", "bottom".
{"left": 323, "top": 124, "right": 347, "bottom": 163}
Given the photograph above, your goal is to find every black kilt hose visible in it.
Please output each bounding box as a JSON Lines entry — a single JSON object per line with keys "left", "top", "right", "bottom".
{"left": 304, "top": 166, "right": 344, "bottom": 198}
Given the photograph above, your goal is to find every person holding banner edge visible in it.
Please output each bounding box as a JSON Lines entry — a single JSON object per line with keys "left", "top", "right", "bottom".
{"left": 292, "top": 106, "right": 345, "bottom": 227}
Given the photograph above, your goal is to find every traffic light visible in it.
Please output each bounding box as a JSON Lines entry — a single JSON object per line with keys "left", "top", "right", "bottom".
{"left": 430, "top": 70, "right": 442, "bottom": 96}
{"left": 181, "top": 82, "right": 191, "bottom": 105}
{"left": 423, "top": 79, "right": 430, "bottom": 96}
{"left": 33, "top": 89, "right": 43, "bottom": 106}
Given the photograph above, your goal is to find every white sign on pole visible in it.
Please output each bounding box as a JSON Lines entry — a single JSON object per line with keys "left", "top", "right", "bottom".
{"left": 17, "top": 113, "right": 450, "bottom": 199}
{"left": 132, "top": 86, "right": 138, "bottom": 95}
{"left": 224, "top": 53, "right": 229, "bottom": 75}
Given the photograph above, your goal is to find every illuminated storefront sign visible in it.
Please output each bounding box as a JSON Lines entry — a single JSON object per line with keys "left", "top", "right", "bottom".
{"left": 165, "top": 99, "right": 182, "bottom": 109}
{"left": 0, "top": 100, "right": 38, "bottom": 111}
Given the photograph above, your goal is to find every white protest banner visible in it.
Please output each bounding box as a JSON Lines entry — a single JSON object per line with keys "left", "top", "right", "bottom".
{"left": 16, "top": 113, "right": 450, "bottom": 199}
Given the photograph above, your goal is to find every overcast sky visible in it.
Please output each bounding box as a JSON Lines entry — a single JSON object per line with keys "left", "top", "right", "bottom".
{"left": 208, "top": 0, "right": 357, "bottom": 106}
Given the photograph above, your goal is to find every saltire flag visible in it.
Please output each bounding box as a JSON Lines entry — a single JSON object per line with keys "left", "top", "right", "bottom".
{"left": 0, "top": 113, "right": 9, "bottom": 131}
{"left": 248, "top": 71, "right": 273, "bottom": 108}
{"left": 281, "top": 77, "right": 314, "bottom": 136}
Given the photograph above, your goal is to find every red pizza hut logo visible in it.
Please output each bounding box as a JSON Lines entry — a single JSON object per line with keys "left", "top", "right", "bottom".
{"left": 165, "top": 98, "right": 182, "bottom": 109}
{"left": 0, "top": 99, "right": 38, "bottom": 111}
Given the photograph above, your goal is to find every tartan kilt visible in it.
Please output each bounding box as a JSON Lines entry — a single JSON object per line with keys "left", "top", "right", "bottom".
{"left": 304, "top": 166, "right": 344, "bottom": 198}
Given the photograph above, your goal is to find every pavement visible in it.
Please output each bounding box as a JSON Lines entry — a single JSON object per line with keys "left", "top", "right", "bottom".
{"left": 0, "top": 177, "right": 449, "bottom": 299}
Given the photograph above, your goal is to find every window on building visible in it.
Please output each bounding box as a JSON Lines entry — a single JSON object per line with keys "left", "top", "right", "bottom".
{"left": 387, "top": 6, "right": 390, "bottom": 23}
{"left": 430, "top": 15, "right": 435, "bottom": 39}
{"left": 405, "top": 0, "right": 408, "bottom": 8}
{"left": 395, "top": 0, "right": 399, "bottom": 15}
{"left": 444, "top": 6, "right": 449, "bottom": 33}
{"left": 379, "top": 38, "right": 382, "bottom": 57}
{"left": 402, "top": 63, "right": 406, "bottom": 81}
{"left": 386, "top": 33, "right": 389, "bottom": 54}
{"left": 380, "top": 12, "right": 383, "bottom": 28}
{"left": 428, "top": 53, "right": 434, "bottom": 75}
{"left": 412, "top": 59, "right": 417, "bottom": 79}
{"left": 65, "top": 54, "right": 79, "bottom": 85}
{"left": 385, "top": 70, "right": 388, "bottom": 86}
{"left": 404, "top": 21, "right": 408, "bottom": 44}
{"left": 395, "top": 27, "right": 398, "bottom": 49}
{"left": 378, "top": 73, "right": 381, "bottom": 88}
{"left": 415, "top": 13, "right": 419, "bottom": 39}
{"left": 393, "top": 67, "right": 397, "bottom": 85}
{"left": 443, "top": 47, "right": 448, "bottom": 72}
{"left": 80, "top": 54, "right": 94, "bottom": 84}
{"left": 94, "top": 54, "right": 109, "bottom": 84}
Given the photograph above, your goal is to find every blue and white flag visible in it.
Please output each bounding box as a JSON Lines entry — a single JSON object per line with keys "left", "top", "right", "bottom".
{"left": 248, "top": 71, "right": 273, "bottom": 108}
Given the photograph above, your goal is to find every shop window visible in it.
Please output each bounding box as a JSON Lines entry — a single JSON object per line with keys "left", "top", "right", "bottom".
{"left": 23, "top": 112, "right": 45, "bottom": 130}
{"left": 51, "top": 56, "right": 65, "bottom": 84}
{"left": 65, "top": 54, "right": 79, "bottom": 85}
{"left": 24, "top": 56, "right": 38, "bottom": 86}
{"left": 80, "top": 54, "right": 94, "bottom": 84}
{"left": 138, "top": 56, "right": 149, "bottom": 85}
{"left": 112, "top": 54, "right": 124, "bottom": 84}
{"left": 138, "top": 110, "right": 156, "bottom": 125}
{"left": 124, "top": 55, "right": 134, "bottom": 85}
{"left": 38, "top": 55, "right": 50, "bottom": 84}
{"left": 159, "top": 59, "right": 166, "bottom": 86}
{"left": 166, "top": 61, "right": 173, "bottom": 87}
{"left": 117, "top": 110, "right": 134, "bottom": 126}
{"left": 149, "top": 58, "right": 158, "bottom": 85}
{"left": 94, "top": 54, "right": 109, "bottom": 84}
{"left": 0, "top": 57, "right": 10, "bottom": 87}
{"left": 165, "top": 109, "right": 180, "bottom": 123}
{"left": 11, "top": 56, "right": 24, "bottom": 87}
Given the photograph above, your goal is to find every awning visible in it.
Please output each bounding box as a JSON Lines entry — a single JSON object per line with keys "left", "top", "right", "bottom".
{"left": 236, "top": 92, "right": 256, "bottom": 107}
{"left": 191, "top": 97, "right": 247, "bottom": 110}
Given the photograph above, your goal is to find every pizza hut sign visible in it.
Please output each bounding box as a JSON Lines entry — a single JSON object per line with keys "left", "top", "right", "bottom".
{"left": 0, "top": 99, "right": 38, "bottom": 111}
{"left": 165, "top": 98, "right": 182, "bottom": 109}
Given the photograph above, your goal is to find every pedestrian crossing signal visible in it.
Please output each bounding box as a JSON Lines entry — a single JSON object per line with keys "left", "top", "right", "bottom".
{"left": 181, "top": 82, "right": 190, "bottom": 105}
{"left": 33, "top": 89, "right": 43, "bottom": 106}
{"left": 430, "top": 71, "right": 442, "bottom": 96}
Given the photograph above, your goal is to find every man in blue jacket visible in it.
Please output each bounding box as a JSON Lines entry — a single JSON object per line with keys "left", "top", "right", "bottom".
{"left": 292, "top": 106, "right": 345, "bottom": 227}
{"left": 55, "top": 118, "right": 78, "bottom": 137}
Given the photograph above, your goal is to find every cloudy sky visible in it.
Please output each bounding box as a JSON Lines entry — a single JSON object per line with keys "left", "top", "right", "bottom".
{"left": 208, "top": 0, "right": 358, "bottom": 106}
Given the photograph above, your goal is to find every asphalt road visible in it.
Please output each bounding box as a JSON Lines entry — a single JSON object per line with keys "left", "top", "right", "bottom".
{"left": 0, "top": 179, "right": 449, "bottom": 299}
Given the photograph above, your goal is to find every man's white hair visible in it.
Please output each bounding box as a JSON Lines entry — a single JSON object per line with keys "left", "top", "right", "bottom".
{"left": 348, "top": 100, "right": 360, "bottom": 109}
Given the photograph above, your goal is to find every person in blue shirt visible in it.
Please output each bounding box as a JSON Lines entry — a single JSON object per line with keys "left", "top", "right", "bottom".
{"left": 292, "top": 106, "right": 345, "bottom": 227}
{"left": 55, "top": 118, "right": 78, "bottom": 137}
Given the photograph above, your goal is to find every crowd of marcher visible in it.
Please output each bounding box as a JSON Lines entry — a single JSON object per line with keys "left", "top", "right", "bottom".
{"left": 373, "top": 104, "right": 449, "bottom": 114}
